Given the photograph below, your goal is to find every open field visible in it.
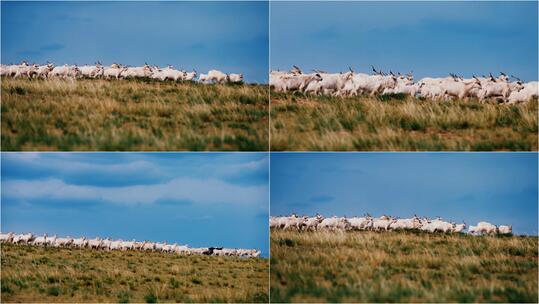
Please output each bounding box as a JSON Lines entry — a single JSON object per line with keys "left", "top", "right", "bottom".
{"left": 270, "top": 230, "right": 538, "bottom": 303}
{"left": 1, "top": 78, "right": 268, "bottom": 151}
{"left": 270, "top": 92, "right": 538, "bottom": 151}
{"left": 1, "top": 243, "right": 268, "bottom": 303}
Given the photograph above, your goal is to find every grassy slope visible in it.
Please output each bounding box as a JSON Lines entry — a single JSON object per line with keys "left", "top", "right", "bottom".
{"left": 270, "top": 230, "right": 538, "bottom": 303}
{"left": 1, "top": 78, "right": 268, "bottom": 151}
{"left": 271, "top": 92, "right": 538, "bottom": 151}
{"left": 1, "top": 243, "right": 268, "bottom": 303}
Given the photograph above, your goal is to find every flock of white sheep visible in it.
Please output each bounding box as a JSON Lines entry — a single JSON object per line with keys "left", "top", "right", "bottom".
{"left": 0, "top": 61, "right": 244, "bottom": 84}
{"left": 270, "top": 213, "right": 513, "bottom": 235}
{"left": 270, "top": 66, "right": 538, "bottom": 104}
{"left": 0, "top": 232, "right": 261, "bottom": 258}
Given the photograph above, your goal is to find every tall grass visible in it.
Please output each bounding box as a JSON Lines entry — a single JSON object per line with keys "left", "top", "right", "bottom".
{"left": 270, "top": 230, "right": 538, "bottom": 303}
{"left": 1, "top": 243, "right": 268, "bottom": 303}
{"left": 1, "top": 78, "right": 269, "bottom": 151}
{"left": 270, "top": 92, "right": 538, "bottom": 151}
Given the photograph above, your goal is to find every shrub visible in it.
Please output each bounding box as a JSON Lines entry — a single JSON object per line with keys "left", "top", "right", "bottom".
{"left": 144, "top": 293, "right": 157, "bottom": 303}
{"left": 47, "top": 287, "right": 60, "bottom": 296}
{"left": 379, "top": 93, "right": 407, "bottom": 101}
{"left": 117, "top": 290, "right": 131, "bottom": 303}
{"left": 169, "top": 277, "right": 180, "bottom": 289}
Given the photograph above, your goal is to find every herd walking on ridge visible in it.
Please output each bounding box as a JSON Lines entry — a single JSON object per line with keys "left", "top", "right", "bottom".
{"left": 3, "top": 61, "right": 537, "bottom": 103}
{"left": 270, "top": 213, "right": 513, "bottom": 235}
{"left": 0, "top": 61, "right": 244, "bottom": 84}
{"left": 0, "top": 232, "right": 261, "bottom": 258}
{"left": 270, "top": 66, "right": 538, "bottom": 104}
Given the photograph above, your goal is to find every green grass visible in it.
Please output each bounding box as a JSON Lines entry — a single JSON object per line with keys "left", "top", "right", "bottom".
{"left": 270, "top": 230, "right": 538, "bottom": 303}
{"left": 1, "top": 78, "right": 269, "bottom": 151}
{"left": 1, "top": 243, "right": 268, "bottom": 303}
{"left": 270, "top": 91, "right": 538, "bottom": 151}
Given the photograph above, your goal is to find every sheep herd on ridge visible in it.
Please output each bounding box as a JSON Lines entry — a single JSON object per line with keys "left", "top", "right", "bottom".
{"left": 270, "top": 66, "right": 538, "bottom": 104}
{"left": 270, "top": 213, "right": 513, "bottom": 235}
{"left": 0, "top": 232, "right": 261, "bottom": 258}
{"left": 0, "top": 61, "right": 244, "bottom": 84}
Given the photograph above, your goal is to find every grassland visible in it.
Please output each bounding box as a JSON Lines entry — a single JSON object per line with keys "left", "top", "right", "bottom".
{"left": 1, "top": 243, "right": 268, "bottom": 303}
{"left": 270, "top": 92, "right": 538, "bottom": 151}
{"left": 270, "top": 230, "right": 538, "bottom": 303}
{"left": 1, "top": 78, "right": 268, "bottom": 151}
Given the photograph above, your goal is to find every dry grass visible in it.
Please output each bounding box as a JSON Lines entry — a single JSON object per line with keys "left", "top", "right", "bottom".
{"left": 270, "top": 230, "right": 538, "bottom": 303}
{"left": 270, "top": 92, "right": 538, "bottom": 151}
{"left": 1, "top": 243, "right": 269, "bottom": 303}
{"left": 1, "top": 78, "right": 269, "bottom": 151}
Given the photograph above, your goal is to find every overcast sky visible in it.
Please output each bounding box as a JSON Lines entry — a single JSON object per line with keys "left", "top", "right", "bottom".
{"left": 271, "top": 1, "right": 538, "bottom": 81}
{"left": 1, "top": 153, "right": 269, "bottom": 257}
{"left": 271, "top": 153, "right": 538, "bottom": 236}
{"left": 1, "top": 1, "right": 269, "bottom": 83}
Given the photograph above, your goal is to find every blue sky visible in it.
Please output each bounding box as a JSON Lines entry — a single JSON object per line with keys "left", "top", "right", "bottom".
{"left": 1, "top": 1, "right": 269, "bottom": 83}
{"left": 271, "top": 1, "right": 538, "bottom": 81}
{"left": 271, "top": 153, "right": 538, "bottom": 236}
{"left": 1, "top": 153, "right": 269, "bottom": 257}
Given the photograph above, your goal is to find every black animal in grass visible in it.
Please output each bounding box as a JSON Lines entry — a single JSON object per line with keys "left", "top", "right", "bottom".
{"left": 203, "top": 247, "right": 224, "bottom": 255}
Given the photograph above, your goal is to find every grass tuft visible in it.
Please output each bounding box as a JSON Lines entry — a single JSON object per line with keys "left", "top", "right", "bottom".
{"left": 270, "top": 230, "right": 538, "bottom": 303}
{"left": 1, "top": 243, "right": 268, "bottom": 302}
{"left": 270, "top": 91, "right": 538, "bottom": 151}
{"left": 1, "top": 78, "right": 268, "bottom": 151}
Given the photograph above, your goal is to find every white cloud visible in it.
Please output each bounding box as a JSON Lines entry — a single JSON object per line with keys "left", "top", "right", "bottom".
{"left": 203, "top": 156, "right": 269, "bottom": 177}
{"left": 3, "top": 153, "right": 268, "bottom": 185}
{"left": 5, "top": 153, "right": 163, "bottom": 178}
{"left": 2, "top": 177, "right": 268, "bottom": 206}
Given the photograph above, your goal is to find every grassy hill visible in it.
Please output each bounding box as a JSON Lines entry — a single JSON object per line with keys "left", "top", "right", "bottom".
{"left": 1, "top": 78, "right": 268, "bottom": 151}
{"left": 1, "top": 243, "right": 268, "bottom": 303}
{"left": 270, "top": 92, "right": 538, "bottom": 151}
{"left": 270, "top": 230, "right": 538, "bottom": 303}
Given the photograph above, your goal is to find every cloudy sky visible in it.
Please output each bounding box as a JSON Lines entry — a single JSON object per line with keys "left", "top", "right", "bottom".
{"left": 1, "top": 153, "right": 269, "bottom": 257}
{"left": 271, "top": 1, "right": 538, "bottom": 81}
{"left": 271, "top": 153, "right": 538, "bottom": 236}
{"left": 1, "top": 1, "right": 269, "bottom": 83}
